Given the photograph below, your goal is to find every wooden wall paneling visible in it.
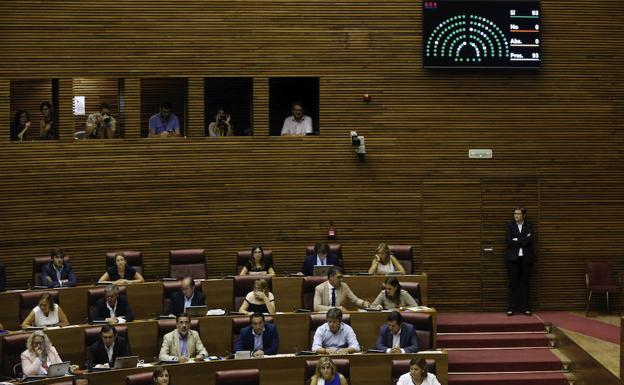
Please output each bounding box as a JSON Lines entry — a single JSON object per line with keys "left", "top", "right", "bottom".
{"left": 0, "top": 80, "right": 8, "bottom": 141}
{"left": 123, "top": 78, "right": 141, "bottom": 139}
{"left": 72, "top": 78, "right": 120, "bottom": 137}
{"left": 422, "top": 179, "right": 482, "bottom": 310}
{"left": 252, "top": 78, "right": 268, "bottom": 136}
{"left": 480, "top": 178, "right": 539, "bottom": 311}
{"left": 186, "top": 78, "right": 204, "bottom": 138}
{"left": 57, "top": 79, "right": 74, "bottom": 141}
{"left": 9, "top": 79, "right": 52, "bottom": 141}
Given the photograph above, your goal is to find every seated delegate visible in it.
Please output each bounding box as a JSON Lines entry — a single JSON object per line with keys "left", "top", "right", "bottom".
{"left": 98, "top": 253, "right": 144, "bottom": 285}
{"left": 238, "top": 278, "right": 276, "bottom": 315}
{"left": 368, "top": 242, "right": 406, "bottom": 275}
{"left": 371, "top": 276, "right": 418, "bottom": 310}
{"left": 238, "top": 246, "right": 276, "bottom": 276}
{"left": 21, "top": 292, "right": 70, "bottom": 329}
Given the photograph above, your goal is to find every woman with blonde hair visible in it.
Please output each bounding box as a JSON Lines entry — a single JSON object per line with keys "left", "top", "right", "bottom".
{"left": 368, "top": 243, "right": 406, "bottom": 275}
{"left": 21, "top": 330, "right": 63, "bottom": 376}
{"left": 21, "top": 292, "right": 70, "bottom": 329}
{"left": 310, "top": 356, "right": 348, "bottom": 385}
{"left": 238, "top": 279, "right": 276, "bottom": 314}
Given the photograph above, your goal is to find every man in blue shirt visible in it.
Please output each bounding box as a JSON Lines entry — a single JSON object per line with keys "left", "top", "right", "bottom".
{"left": 311, "top": 308, "right": 360, "bottom": 354}
{"left": 234, "top": 313, "right": 279, "bottom": 357}
{"left": 148, "top": 101, "right": 181, "bottom": 138}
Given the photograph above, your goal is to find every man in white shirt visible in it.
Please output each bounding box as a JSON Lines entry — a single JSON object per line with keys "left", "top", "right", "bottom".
{"left": 311, "top": 308, "right": 360, "bottom": 354}
{"left": 281, "top": 102, "right": 313, "bottom": 136}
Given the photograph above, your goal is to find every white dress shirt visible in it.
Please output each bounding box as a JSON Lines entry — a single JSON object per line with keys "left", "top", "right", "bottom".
{"left": 281, "top": 115, "right": 313, "bottom": 136}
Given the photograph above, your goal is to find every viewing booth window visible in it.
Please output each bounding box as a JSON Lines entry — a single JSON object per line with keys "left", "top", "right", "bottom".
{"left": 73, "top": 78, "right": 124, "bottom": 139}
{"left": 269, "top": 77, "right": 319, "bottom": 136}
{"left": 140, "top": 78, "right": 188, "bottom": 138}
{"left": 9, "top": 79, "right": 59, "bottom": 142}
{"left": 204, "top": 78, "right": 253, "bottom": 137}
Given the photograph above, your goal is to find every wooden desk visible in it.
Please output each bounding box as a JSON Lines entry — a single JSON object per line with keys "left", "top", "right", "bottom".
{"left": 19, "top": 351, "right": 449, "bottom": 385}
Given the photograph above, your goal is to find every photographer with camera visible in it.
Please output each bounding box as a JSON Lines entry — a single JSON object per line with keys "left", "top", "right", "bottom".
{"left": 207, "top": 108, "right": 234, "bottom": 137}
{"left": 85, "top": 102, "right": 117, "bottom": 139}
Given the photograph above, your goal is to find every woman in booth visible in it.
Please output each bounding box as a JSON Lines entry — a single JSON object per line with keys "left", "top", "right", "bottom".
{"left": 310, "top": 356, "right": 348, "bottom": 385}
{"left": 207, "top": 108, "right": 234, "bottom": 137}
{"left": 239, "top": 246, "right": 276, "bottom": 276}
{"left": 368, "top": 243, "right": 406, "bottom": 275}
{"left": 153, "top": 366, "right": 173, "bottom": 385}
{"left": 21, "top": 292, "right": 70, "bottom": 329}
{"left": 397, "top": 357, "right": 441, "bottom": 385}
{"left": 21, "top": 330, "right": 63, "bottom": 376}
{"left": 98, "top": 253, "right": 144, "bottom": 285}
{"left": 238, "top": 278, "right": 276, "bottom": 315}
{"left": 11, "top": 110, "right": 31, "bottom": 142}
{"left": 371, "top": 276, "right": 417, "bottom": 310}
{"left": 39, "top": 101, "right": 56, "bottom": 140}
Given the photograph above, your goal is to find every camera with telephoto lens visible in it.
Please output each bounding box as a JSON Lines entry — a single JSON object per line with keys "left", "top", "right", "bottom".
{"left": 102, "top": 113, "right": 111, "bottom": 128}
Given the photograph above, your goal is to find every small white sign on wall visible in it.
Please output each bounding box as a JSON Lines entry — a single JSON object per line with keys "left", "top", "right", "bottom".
{"left": 73, "top": 96, "right": 85, "bottom": 116}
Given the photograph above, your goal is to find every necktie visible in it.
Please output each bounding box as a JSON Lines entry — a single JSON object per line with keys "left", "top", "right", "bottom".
{"left": 331, "top": 288, "right": 336, "bottom": 306}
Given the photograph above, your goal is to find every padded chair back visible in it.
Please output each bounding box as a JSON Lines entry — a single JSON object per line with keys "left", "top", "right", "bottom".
{"left": 305, "top": 244, "right": 344, "bottom": 268}
{"left": 19, "top": 290, "right": 59, "bottom": 323}
{"left": 305, "top": 359, "right": 350, "bottom": 385}
{"left": 309, "top": 313, "right": 351, "bottom": 345}
{"left": 233, "top": 275, "right": 272, "bottom": 310}
{"left": 47, "top": 381, "right": 72, "bottom": 385}
{"left": 84, "top": 325, "right": 129, "bottom": 350}
{"left": 156, "top": 318, "right": 199, "bottom": 356}
{"left": 391, "top": 359, "right": 437, "bottom": 385}
{"left": 106, "top": 251, "right": 144, "bottom": 276}
{"left": 215, "top": 368, "right": 260, "bottom": 385}
{"left": 169, "top": 249, "right": 206, "bottom": 279}
{"left": 87, "top": 286, "right": 127, "bottom": 321}
{"left": 389, "top": 245, "right": 414, "bottom": 274}
{"left": 162, "top": 280, "right": 182, "bottom": 314}
{"left": 301, "top": 276, "right": 327, "bottom": 311}
{"left": 401, "top": 282, "right": 421, "bottom": 305}
{"left": 1, "top": 332, "right": 30, "bottom": 378}
{"left": 125, "top": 371, "right": 153, "bottom": 385}
{"left": 587, "top": 261, "right": 618, "bottom": 288}
{"left": 32, "top": 256, "right": 71, "bottom": 287}
{"left": 401, "top": 312, "right": 434, "bottom": 350}
{"left": 231, "top": 316, "right": 274, "bottom": 350}
{"left": 236, "top": 250, "right": 273, "bottom": 275}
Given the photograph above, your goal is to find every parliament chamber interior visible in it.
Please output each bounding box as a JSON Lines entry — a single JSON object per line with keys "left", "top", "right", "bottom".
{"left": 0, "top": 1, "right": 622, "bottom": 385}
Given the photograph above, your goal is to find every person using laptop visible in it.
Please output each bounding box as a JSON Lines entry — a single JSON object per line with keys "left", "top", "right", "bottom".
{"left": 299, "top": 242, "right": 341, "bottom": 276}
{"left": 21, "top": 330, "right": 63, "bottom": 376}
{"left": 234, "top": 313, "right": 279, "bottom": 357}
{"left": 90, "top": 284, "right": 135, "bottom": 324}
{"left": 238, "top": 279, "right": 276, "bottom": 315}
{"left": 159, "top": 313, "right": 208, "bottom": 362}
{"left": 371, "top": 277, "right": 418, "bottom": 310}
{"left": 40, "top": 249, "right": 77, "bottom": 288}
{"left": 98, "top": 253, "right": 144, "bottom": 285}
{"left": 311, "top": 308, "right": 360, "bottom": 355}
{"left": 313, "top": 267, "right": 370, "bottom": 312}
{"left": 21, "top": 292, "right": 70, "bottom": 329}
{"left": 85, "top": 324, "right": 130, "bottom": 370}
{"left": 169, "top": 277, "right": 205, "bottom": 316}
{"left": 368, "top": 243, "right": 406, "bottom": 275}
{"left": 374, "top": 311, "right": 419, "bottom": 353}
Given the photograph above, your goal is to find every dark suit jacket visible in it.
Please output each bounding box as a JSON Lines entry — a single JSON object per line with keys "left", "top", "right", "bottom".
{"left": 301, "top": 255, "right": 341, "bottom": 276}
{"left": 505, "top": 220, "right": 535, "bottom": 262}
{"left": 85, "top": 335, "right": 130, "bottom": 369}
{"left": 234, "top": 323, "right": 279, "bottom": 355}
{"left": 169, "top": 290, "right": 206, "bottom": 316}
{"left": 90, "top": 295, "right": 135, "bottom": 322}
{"left": 41, "top": 262, "right": 77, "bottom": 288}
{"left": 375, "top": 322, "right": 419, "bottom": 353}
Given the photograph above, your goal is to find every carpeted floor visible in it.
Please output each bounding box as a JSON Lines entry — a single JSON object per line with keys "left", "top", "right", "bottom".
{"left": 536, "top": 311, "right": 620, "bottom": 344}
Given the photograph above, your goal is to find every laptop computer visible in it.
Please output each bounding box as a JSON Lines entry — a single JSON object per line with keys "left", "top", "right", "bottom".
{"left": 313, "top": 264, "right": 334, "bottom": 277}
{"left": 114, "top": 355, "right": 139, "bottom": 369}
{"left": 234, "top": 350, "right": 251, "bottom": 359}
{"left": 24, "top": 361, "right": 71, "bottom": 380}
{"left": 185, "top": 305, "right": 208, "bottom": 318}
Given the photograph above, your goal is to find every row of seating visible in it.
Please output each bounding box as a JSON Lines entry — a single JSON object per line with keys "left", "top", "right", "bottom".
{"left": 30, "top": 244, "right": 416, "bottom": 285}
{"left": 1, "top": 312, "right": 434, "bottom": 379}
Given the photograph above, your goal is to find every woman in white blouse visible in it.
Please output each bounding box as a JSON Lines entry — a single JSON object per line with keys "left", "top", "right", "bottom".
{"left": 21, "top": 292, "right": 69, "bottom": 329}
{"left": 397, "top": 357, "right": 441, "bottom": 385}
{"left": 368, "top": 243, "right": 406, "bottom": 275}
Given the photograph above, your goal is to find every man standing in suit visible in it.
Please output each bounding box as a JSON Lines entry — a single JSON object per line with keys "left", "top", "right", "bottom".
{"left": 505, "top": 207, "right": 535, "bottom": 316}
{"left": 41, "top": 249, "right": 77, "bottom": 288}
{"left": 169, "top": 277, "right": 205, "bottom": 316}
{"left": 375, "top": 311, "right": 419, "bottom": 353}
{"left": 85, "top": 325, "right": 130, "bottom": 369}
{"left": 300, "top": 242, "right": 341, "bottom": 276}
{"left": 314, "top": 267, "right": 370, "bottom": 312}
{"left": 234, "top": 313, "right": 279, "bottom": 357}
{"left": 90, "top": 285, "right": 135, "bottom": 323}
{"left": 159, "top": 313, "right": 208, "bottom": 362}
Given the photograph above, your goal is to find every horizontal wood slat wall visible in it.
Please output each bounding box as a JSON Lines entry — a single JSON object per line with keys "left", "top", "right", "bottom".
{"left": 0, "top": 1, "right": 622, "bottom": 311}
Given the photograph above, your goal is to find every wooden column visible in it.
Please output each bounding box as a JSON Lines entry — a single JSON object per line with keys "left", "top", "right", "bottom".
{"left": 0, "top": 80, "right": 9, "bottom": 141}
{"left": 57, "top": 79, "right": 74, "bottom": 141}
{"left": 186, "top": 78, "right": 205, "bottom": 138}
{"left": 123, "top": 78, "right": 141, "bottom": 139}
{"left": 253, "top": 77, "right": 269, "bottom": 136}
